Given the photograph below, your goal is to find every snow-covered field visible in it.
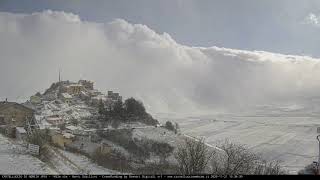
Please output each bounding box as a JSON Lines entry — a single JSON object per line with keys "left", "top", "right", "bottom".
{"left": 0, "top": 133, "right": 119, "bottom": 174}
{"left": 0, "top": 134, "right": 56, "bottom": 174}
{"left": 155, "top": 113, "right": 320, "bottom": 174}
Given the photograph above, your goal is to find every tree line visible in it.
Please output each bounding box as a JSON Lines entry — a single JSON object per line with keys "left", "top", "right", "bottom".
{"left": 98, "top": 97, "right": 158, "bottom": 126}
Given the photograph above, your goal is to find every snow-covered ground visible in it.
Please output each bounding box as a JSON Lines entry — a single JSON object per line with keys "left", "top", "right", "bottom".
{"left": 38, "top": 100, "right": 93, "bottom": 123}
{"left": 0, "top": 133, "right": 119, "bottom": 174}
{"left": 132, "top": 126, "right": 181, "bottom": 148}
{"left": 53, "top": 148, "right": 119, "bottom": 174}
{"left": 0, "top": 134, "right": 56, "bottom": 174}
{"left": 155, "top": 113, "right": 320, "bottom": 174}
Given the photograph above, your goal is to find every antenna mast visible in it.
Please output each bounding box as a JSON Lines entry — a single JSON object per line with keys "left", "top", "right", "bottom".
{"left": 59, "top": 68, "right": 61, "bottom": 82}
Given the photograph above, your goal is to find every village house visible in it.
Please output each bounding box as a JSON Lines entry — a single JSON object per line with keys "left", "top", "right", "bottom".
{"left": 61, "top": 93, "right": 72, "bottom": 104}
{"left": 46, "top": 115, "right": 64, "bottom": 127}
{"left": 30, "top": 95, "right": 42, "bottom": 104}
{"left": 63, "top": 84, "right": 84, "bottom": 95}
{"left": 15, "top": 127, "right": 27, "bottom": 141}
{"left": 51, "top": 131, "right": 75, "bottom": 148}
{"left": 98, "top": 142, "right": 112, "bottom": 154}
{"left": 91, "top": 95, "right": 107, "bottom": 107}
{"left": 0, "top": 101, "right": 35, "bottom": 127}
{"left": 88, "top": 89, "right": 102, "bottom": 97}
{"left": 78, "top": 80, "right": 94, "bottom": 90}
{"left": 66, "top": 125, "right": 83, "bottom": 135}
{"left": 107, "top": 91, "right": 122, "bottom": 102}
{"left": 79, "top": 91, "right": 90, "bottom": 102}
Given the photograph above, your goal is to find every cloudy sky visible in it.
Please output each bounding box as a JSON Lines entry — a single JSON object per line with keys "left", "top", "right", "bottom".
{"left": 2, "top": 0, "right": 320, "bottom": 56}
{"left": 1, "top": 0, "right": 320, "bottom": 114}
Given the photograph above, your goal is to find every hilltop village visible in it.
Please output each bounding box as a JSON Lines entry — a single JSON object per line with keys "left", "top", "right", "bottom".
{"left": 0, "top": 80, "right": 181, "bottom": 174}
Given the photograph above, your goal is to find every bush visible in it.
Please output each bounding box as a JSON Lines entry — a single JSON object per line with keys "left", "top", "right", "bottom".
{"left": 99, "top": 129, "right": 149, "bottom": 159}
{"left": 210, "top": 140, "right": 287, "bottom": 175}
{"left": 137, "top": 139, "right": 174, "bottom": 163}
{"left": 99, "top": 97, "right": 159, "bottom": 126}
{"left": 70, "top": 118, "right": 79, "bottom": 126}
{"left": 140, "top": 114, "right": 159, "bottom": 126}
{"left": 110, "top": 119, "right": 121, "bottom": 129}
{"left": 124, "top": 98, "right": 146, "bottom": 117}
{"left": 92, "top": 148, "right": 131, "bottom": 172}
{"left": 26, "top": 129, "right": 51, "bottom": 155}
{"left": 58, "top": 123, "right": 66, "bottom": 130}
{"left": 165, "top": 121, "right": 175, "bottom": 132}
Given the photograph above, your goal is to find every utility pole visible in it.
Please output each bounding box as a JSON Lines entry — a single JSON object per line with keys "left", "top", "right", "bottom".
{"left": 317, "top": 136, "right": 320, "bottom": 175}
{"left": 317, "top": 127, "right": 320, "bottom": 175}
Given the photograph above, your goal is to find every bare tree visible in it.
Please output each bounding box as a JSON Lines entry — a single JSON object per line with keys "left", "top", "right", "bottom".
{"left": 253, "top": 160, "right": 286, "bottom": 175}
{"left": 175, "top": 137, "right": 213, "bottom": 174}
{"left": 210, "top": 140, "right": 286, "bottom": 175}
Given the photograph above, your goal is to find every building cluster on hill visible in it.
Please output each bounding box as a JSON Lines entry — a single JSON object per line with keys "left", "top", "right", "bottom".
{"left": 0, "top": 77, "right": 186, "bottom": 175}
{"left": 30, "top": 79, "right": 122, "bottom": 108}
{"left": 58, "top": 80, "right": 122, "bottom": 108}
{"left": 0, "top": 79, "right": 125, "bottom": 151}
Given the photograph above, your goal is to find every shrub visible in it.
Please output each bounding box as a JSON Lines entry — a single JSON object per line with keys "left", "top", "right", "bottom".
{"left": 124, "top": 98, "right": 146, "bottom": 117}
{"left": 99, "top": 129, "right": 149, "bottom": 159}
{"left": 110, "top": 119, "right": 121, "bottom": 129}
{"left": 92, "top": 148, "right": 131, "bottom": 172}
{"left": 26, "top": 129, "right": 51, "bottom": 156}
{"left": 70, "top": 118, "right": 79, "bottom": 126}
{"left": 134, "top": 138, "right": 174, "bottom": 164}
{"left": 99, "top": 97, "right": 159, "bottom": 126}
{"left": 165, "top": 121, "right": 175, "bottom": 132}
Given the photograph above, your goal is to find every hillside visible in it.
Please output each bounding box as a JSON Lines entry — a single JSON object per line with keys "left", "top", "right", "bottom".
{"left": 21, "top": 80, "right": 183, "bottom": 174}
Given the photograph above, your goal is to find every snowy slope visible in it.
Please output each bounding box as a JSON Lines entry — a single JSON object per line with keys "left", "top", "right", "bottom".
{"left": 155, "top": 113, "right": 320, "bottom": 174}
{"left": 0, "top": 134, "right": 56, "bottom": 174}
{"left": 56, "top": 149, "right": 120, "bottom": 174}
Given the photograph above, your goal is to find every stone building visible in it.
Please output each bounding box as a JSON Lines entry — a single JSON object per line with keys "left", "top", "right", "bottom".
{"left": 79, "top": 91, "right": 90, "bottom": 102}
{"left": 78, "top": 80, "right": 94, "bottom": 90}
{"left": 63, "top": 84, "right": 84, "bottom": 95}
{"left": 52, "top": 132, "right": 75, "bottom": 148}
{"left": 107, "top": 91, "right": 122, "bottom": 101}
{"left": 91, "top": 95, "right": 107, "bottom": 107}
{"left": 46, "top": 115, "right": 64, "bottom": 127}
{"left": 30, "top": 95, "right": 42, "bottom": 104}
{"left": 0, "top": 101, "right": 35, "bottom": 127}
{"left": 61, "top": 93, "right": 72, "bottom": 104}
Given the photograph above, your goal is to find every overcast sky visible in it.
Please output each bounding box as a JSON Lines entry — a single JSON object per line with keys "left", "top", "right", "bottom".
{"left": 1, "top": 0, "right": 320, "bottom": 57}
{"left": 1, "top": 1, "right": 320, "bottom": 114}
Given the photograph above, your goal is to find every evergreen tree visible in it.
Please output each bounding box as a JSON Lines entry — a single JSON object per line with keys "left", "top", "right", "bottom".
{"left": 124, "top": 97, "right": 146, "bottom": 117}
{"left": 98, "top": 99, "right": 105, "bottom": 115}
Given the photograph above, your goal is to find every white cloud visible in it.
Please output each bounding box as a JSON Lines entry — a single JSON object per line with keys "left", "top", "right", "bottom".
{"left": 303, "top": 13, "right": 320, "bottom": 27}
{"left": 1, "top": 10, "right": 320, "bottom": 114}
